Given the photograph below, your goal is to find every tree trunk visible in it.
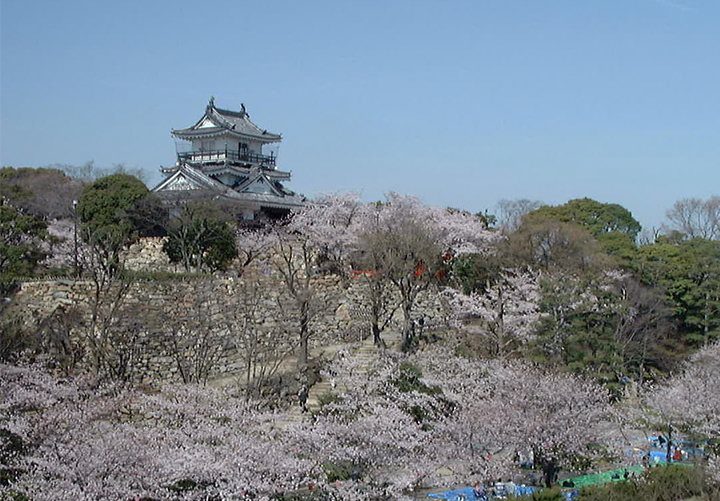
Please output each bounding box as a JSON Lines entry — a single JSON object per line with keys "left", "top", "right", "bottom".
{"left": 542, "top": 458, "right": 558, "bottom": 488}
{"left": 298, "top": 301, "right": 310, "bottom": 368}
{"left": 401, "top": 301, "right": 414, "bottom": 352}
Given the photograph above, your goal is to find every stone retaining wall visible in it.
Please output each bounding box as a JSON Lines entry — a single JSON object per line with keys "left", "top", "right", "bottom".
{"left": 9, "top": 264, "right": 449, "bottom": 384}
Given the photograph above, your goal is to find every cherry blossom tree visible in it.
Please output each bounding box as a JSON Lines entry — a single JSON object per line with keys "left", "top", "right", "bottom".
{"left": 270, "top": 228, "right": 321, "bottom": 371}
{"left": 235, "top": 226, "right": 274, "bottom": 273}
{"left": 418, "top": 349, "right": 614, "bottom": 488}
{"left": 0, "top": 364, "right": 320, "bottom": 501}
{"left": 351, "top": 271, "right": 399, "bottom": 347}
{"left": 223, "top": 277, "right": 297, "bottom": 399}
{"left": 270, "top": 193, "right": 371, "bottom": 370}
{"left": 356, "top": 194, "right": 499, "bottom": 351}
{"left": 643, "top": 341, "right": 720, "bottom": 474}
{"left": 490, "top": 362, "right": 613, "bottom": 487}
{"left": 1, "top": 345, "right": 617, "bottom": 499}
{"left": 444, "top": 268, "right": 541, "bottom": 357}
{"left": 289, "top": 191, "right": 370, "bottom": 278}
{"left": 299, "top": 345, "right": 614, "bottom": 492}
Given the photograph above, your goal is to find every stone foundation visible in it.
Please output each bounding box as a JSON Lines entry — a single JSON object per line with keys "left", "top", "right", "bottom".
{"left": 9, "top": 259, "right": 449, "bottom": 384}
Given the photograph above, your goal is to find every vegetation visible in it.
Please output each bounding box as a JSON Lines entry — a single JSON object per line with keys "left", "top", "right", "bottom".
{"left": 577, "top": 465, "right": 720, "bottom": 501}
{"left": 162, "top": 200, "right": 238, "bottom": 272}
{"left": 0, "top": 205, "right": 48, "bottom": 294}
{"left": 0, "top": 167, "right": 82, "bottom": 220}
{"left": 0, "top": 173, "right": 719, "bottom": 500}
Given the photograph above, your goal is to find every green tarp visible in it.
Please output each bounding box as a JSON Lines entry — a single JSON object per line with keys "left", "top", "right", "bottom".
{"left": 562, "top": 465, "right": 645, "bottom": 488}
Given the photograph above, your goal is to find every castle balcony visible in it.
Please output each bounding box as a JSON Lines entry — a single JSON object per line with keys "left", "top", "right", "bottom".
{"left": 178, "top": 149, "right": 276, "bottom": 168}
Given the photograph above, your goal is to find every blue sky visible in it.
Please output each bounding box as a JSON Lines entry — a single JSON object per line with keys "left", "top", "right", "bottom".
{"left": 2, "top": 0, "right": 719, "bottom": 231}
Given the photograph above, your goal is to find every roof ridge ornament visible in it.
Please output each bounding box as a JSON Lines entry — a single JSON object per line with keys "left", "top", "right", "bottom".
{"left": 209, "top": 96, "right": 215, "bottom": 107}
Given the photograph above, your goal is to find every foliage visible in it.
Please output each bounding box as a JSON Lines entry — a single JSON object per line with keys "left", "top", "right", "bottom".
{"left": 507, "top": 219, "right": 609, "bottom": 272}
{"left": 520, "top": 487, "right": 564, "bottom": 501}
{"left": 163, "top": 201, "right": 238, "bottom": 272}
{"left": 77, "top": 173, "right": 149, "bottom": 233}
{"left": 526, "top": 198, "right": 642, "bottom": 239}
{"left": 0, "top": 205, "right": 48, "bottom": 293}
{"left": 0, "top": 167, "right": 83, "bottom": 220}
{"left": 322, "top": 460, "right": 364, "bottom": 482}
{"left": 0, "top": 319, "right": 33, "bottom": 363}
{"left": 392, "top": 361, "right": 441, "bottom": 395}
{"left": 126, "top": 193, "right": 168, "bottom": 238}
{"left": 445, "top": 268, "right": 541, "bottom": 357}
{"left": 578, "top": 465, "right": 719, "bottom": 501}
{"left": 635, "top": 237, "right": 720, "bottom": 346}
{"left": 77, "top": 174, "right": 150, "bottom": 276}
{"left": 530, "top": 272, "right": 676, "bottom": 385}
{"left": 5, "top": 189, "right": 720, "bottom": 498}
{"left": 449, "top": 250, "right": 510, "bottom": 296}
{"left": 523, "top": 198, "right": 641, "bottom": 263}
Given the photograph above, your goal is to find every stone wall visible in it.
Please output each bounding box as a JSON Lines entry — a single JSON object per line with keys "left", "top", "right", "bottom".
{"left": 9, "top": 266, "right": 449, "bottom": 384}
{"left": 123, "top": 237, "right": 176, "bottom": 272}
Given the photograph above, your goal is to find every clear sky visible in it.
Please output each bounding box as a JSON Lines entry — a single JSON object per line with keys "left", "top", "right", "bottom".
{"left": 2, "top": 0, "right": 719, "bottom": 231}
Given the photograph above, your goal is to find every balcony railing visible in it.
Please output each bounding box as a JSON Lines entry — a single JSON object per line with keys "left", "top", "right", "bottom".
{"left": 178, "top": 149, "right": 276, "bottom": 167}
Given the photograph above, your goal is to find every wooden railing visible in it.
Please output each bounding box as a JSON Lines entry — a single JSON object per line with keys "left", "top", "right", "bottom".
{"left": 178, "top": 149, "right": 276, "bottom": 167}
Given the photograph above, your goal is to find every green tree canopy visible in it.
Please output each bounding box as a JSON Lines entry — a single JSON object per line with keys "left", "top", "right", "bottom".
{"left": 77, "top": 174, "right": 149, "bottom": 233}
{"left": 76, "top": 174, "right": 150, "bottom": 276}
{"left": 163, "top": 201, "right": 238, "bottom": 272}
{"left": 635, "top": 237, "right": 720, "bottom": 346}
{"left": 0, "top": 204, "right": 48, "bottom": 293}
{"left": 526, "top": 198, "right": 642, "bottom": 238}
{"left": 524, "top": 198, "right": 641, "bottom": 264}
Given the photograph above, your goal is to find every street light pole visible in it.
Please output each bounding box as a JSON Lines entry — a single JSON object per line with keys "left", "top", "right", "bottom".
{"left": 72, "top": 199, "right": 79, "bottom": 277}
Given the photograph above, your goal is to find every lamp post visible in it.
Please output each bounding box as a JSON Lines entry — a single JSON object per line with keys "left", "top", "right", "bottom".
{"left": 72, "top": 199, "right": 79, "bottom": 277}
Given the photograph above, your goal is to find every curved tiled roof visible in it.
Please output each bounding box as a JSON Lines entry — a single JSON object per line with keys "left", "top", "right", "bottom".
{"left": 172, "top": 98, "right": 282, "bottom": 142}
{"left": 152, "top": 162, "right": 304, "bottom": 210}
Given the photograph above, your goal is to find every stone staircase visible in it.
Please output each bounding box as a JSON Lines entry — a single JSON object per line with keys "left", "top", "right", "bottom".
{"left": 283, "top": 329, "right": 403, "bottom": 423}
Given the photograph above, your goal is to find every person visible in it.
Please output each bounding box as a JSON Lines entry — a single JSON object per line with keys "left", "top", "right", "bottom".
{"left": 505, "top": 479, "right": 516, "bottom": 496}
{"left": 472, "top": 485, "right": 488, "bottom": 501}
{"left": 298, "top": 385, "right": 309, "bottom": 413}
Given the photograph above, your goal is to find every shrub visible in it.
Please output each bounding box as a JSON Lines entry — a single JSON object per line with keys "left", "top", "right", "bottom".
{"left": 579, "top": 465, "right": 717, "bottom": 501}
{"left": 321, "top": 460, "right": 363, "bottom": 482}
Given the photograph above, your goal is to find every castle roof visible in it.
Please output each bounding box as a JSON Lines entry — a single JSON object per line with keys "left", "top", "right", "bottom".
{"left": 172, "top": 98, "right": 282, "bottom": 143}
{"left": 153, "top": 162, "right": 304, "bottom": 210}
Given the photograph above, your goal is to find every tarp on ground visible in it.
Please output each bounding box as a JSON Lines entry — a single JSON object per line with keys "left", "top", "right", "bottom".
{"left": 515, "top": 485, "right": 540, "bottom": 496}
{"left": 429, "top": 484, "right": 539, "bottom": 500}
{"left": 428, "top": 487, "right": 479, "bottom": 501}
{"left": 562, "top": 465, "right": 644, "bottom": 488}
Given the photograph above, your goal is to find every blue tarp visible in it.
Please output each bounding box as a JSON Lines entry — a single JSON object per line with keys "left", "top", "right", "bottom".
{"left": 428, "top": 484, "right": 541, "bottom": 500}
{"left": 649, "top": 450, "right": 668, "bottom": 463}
{"left": 514, "top": 485, "right": 540, "bottom": 496}
{"left": 428, "top": 487, "right": 479, "bottom": 501}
